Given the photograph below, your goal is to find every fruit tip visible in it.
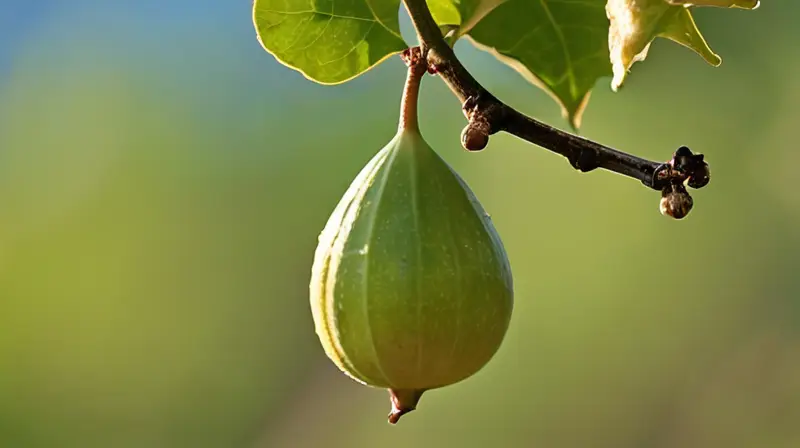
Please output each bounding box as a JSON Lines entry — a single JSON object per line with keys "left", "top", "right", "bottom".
{"left": 387, "top": 388, "right": 425, "bottom": 424}
{"left": 387, "top": 407, "right": 413, "bottom": 424}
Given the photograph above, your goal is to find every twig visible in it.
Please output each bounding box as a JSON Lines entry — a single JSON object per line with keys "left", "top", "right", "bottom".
{"left": 400, "top": 0, "right": 710, "bottom": 218}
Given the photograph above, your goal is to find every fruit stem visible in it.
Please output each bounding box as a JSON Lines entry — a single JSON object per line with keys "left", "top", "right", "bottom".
{"left": 388, "top": 388, "right": 425, "bottom": 424}
{"left": 398, "top": 48, "right": 427, "bottom": 133}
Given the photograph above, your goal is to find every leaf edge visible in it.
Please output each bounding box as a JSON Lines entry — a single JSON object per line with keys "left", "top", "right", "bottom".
{"left": 251, "top": 0, "right": 408, "bottom": 86}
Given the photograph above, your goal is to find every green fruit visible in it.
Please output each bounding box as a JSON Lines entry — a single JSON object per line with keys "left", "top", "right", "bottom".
{"left": 309, "top": 125, "right": 514, "bottom": 424}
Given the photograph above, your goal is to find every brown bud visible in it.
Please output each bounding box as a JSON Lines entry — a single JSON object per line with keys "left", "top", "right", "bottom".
{"left": 660, "top": 183, "right": 694, "bottom": 219}
{"left": 687, "top": 162, "right": 710, "bottom": 189}
{"left": 461, "top": 123, "right": 489, "bottom": 151}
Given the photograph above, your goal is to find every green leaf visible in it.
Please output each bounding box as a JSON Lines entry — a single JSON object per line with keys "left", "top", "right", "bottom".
{"left": 428, "top": 0, "right": 509, "bottom": 36}
{"left": 251, "top": 0, "right": 759, "bottom": 126}
{"left": 607, "top": 0, "right": 760, "bottom": 92}
{"left": 463, "top": 0, "right": 611, "bottom": 129}
{"left": 252, "top": 0, "right": 407, "bottom": 84}
{"left": 667, "top": 0, "right": 759, "bottom": 8}
{"left": 440, "top": 0, "right": 759, "bottom": 128}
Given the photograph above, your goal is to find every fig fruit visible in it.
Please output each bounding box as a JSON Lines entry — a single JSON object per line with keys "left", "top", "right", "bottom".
{"left": 309, "top": 63, "right": 513, "bottom": 424}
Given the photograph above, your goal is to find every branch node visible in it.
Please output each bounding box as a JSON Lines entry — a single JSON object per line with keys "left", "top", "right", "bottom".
{"left": 649, "top": 146, "right": 710, "bottom": 192}
{"left": 400, "top": 47, "right": 428, "bottom": 71}
{"left": 459, "top": 95, "right": 506, "bottom": 151}
{"left": 650, "top": 163, "right": 673, "bottom": 189}
{"left": 461, "top": 95, "right": 481, "bottom": 121}
{"left": 567, "top": 148, "right": 600, "bottom": 172}
{"left": 672, "top": 146, "right": 710, "bottom": 189}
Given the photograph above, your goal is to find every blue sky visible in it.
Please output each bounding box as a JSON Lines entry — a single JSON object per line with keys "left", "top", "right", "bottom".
{"left": 0, "top": 1, "right": 257, "bottom": 79}
{"left": 0, "top": 1, "right": 53, "bottom": 72}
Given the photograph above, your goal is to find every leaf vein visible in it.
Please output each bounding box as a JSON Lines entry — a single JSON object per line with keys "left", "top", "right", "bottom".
{"left": 258, "top": 9, "right": 377, "bottom": 22}
{"left": 279, "top": 14, "right": 316, "bottom": 53}
{"left": 294, "top": 14, "right": 334, "bottom": 52}
{"left": 364, "top": 0, "right": 404, "bottom": 40}
{"left": 538, "top": 0, "right": 579, "bottom": 98}
{"left": 319, "top": 22, "right": 377, "bottom": 66}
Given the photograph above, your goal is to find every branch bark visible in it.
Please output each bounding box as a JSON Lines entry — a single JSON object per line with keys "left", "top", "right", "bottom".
{"left": 400, "top": 0, "right": 710, "bottom": 217}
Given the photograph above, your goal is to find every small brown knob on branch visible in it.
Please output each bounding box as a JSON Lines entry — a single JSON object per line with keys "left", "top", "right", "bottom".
{"left": 461, "top": 123, "right": 489, "bottom": 151}
{"left": 687, "top": 161, "right": 710, "bottom": 189}
{"left": 672, "top": 146, "right": 710, "bottom": 189}
{"left": 660, "top": 183, "right": 694, "bottom": 219}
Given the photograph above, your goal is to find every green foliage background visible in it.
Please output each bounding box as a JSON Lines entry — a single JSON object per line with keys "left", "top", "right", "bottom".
{"left": 1, "top": 2, "right": 798, "bottom": 447}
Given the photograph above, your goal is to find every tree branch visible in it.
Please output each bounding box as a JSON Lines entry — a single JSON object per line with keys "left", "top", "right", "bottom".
{"left": 400, "top": 0, "right": 710, "bottom": 218}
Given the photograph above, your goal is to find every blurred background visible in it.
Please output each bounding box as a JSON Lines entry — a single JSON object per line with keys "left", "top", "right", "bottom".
{"left": 1, "top": 1, "right": 798, "bottom": 447}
